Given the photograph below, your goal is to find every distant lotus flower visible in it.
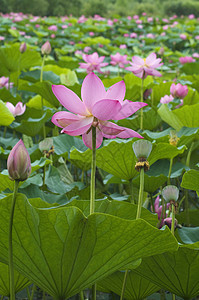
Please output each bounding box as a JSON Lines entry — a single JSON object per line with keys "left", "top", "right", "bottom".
{"left": 48, "top": 25, "right": 57, "bottom": 31}
{"left": 160, "top": 95, "right": 174, "bottom": 104}
{"left": 0, "top": 77, "right": 14, "bottom": 89}
{"left": 84, "top": 46, "right": 91, "bottom": 53}
{"left": 41, "top": 41, "right": 51, "bottom": 55}
{"left": 170, "top": 83, "right": 188, "bottom": 99}
{"left": 7, "top": 140, "right": 31, "bottom": 181}
{"left": 0, "top": 36, "right": 5, "bottom": 41}
{"left": 20, "top": 42, "right": 27, "bottom": 53}
{"left": 6, "top": 102, "right": 26, "bottom": 117}
{"left": 193, "top": 52, "right": 199, "bottom": 58}
{"left": 179, "top": 56, "right": 195, "bottom": 64}
{"left": 146, "top": 33, "right": 155, "bottom": 39}
{"left": 110, "top": 52, "right": 129, "bottom": 68}
{"left": 51, "top": 73, "right": 147, "bottom": 149}
{"left": 119, "top": 44, "right": 127, "bottom": 49}
{"left": 130, "top": 32, "right": 137, "bottom": 38}
{"left": 179, "top": 34, "right": 187, "bottom": 40}
{"left": 79, "top": 52, "right": 108, "bottom": 73}
{"left": 126, "top": 53, "right": 163, "bottom": 79}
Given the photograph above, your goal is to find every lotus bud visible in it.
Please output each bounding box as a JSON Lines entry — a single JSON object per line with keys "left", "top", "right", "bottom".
{"left": 7, "top": 140, "right": 31, "bottom": 181}
{"left": 41, "top": 41, "right": 51, "bottom": 55}
{"left": 20, "top": 42, "right": 27, "bottom": 53}
{"left": 170, "top": 83, "right": 188, "bottom": 99}
{"left": 163, "top": 217, "right": 178, "bottom": 229}
{"left": 162, "top": 185, "right": 179, "bottom": 203}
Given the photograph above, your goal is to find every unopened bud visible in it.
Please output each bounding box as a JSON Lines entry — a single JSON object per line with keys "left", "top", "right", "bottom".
{"left": 163, "top": 217, "right": 178, "bottom": 230}
{"left": 7, "top": 140, "right": 31, "bottom": 181}
{"left": 41, "top": 41, "right": 51, "bottom": 55}
{"left": 20, "top": 42, "right": 27, "bottom": 53}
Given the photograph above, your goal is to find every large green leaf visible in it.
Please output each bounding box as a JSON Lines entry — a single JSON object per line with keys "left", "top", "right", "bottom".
{"left": 132, "top": 174, "right": 167, "bottom": 193}
{"left": 0, "top": 194, "right": 178, "bottom": 299}
{"left": 158, "top": 104, "right": 183, "bottom": 131}
{"left": 19, "top": 81, "right": 60, "bottom": 108}
{"left": 96, "top": 140, "right": 186, "bottom": 180}
{"left": 0, "top": 100, "right": 15, "bottom": 126}
{"left": 134, "top": 244, "right": 199, "bottom": 299}
{"left": 65, "top": 199, "right": 158, "bottom": 226}
{"left": 0, "top": 44, "right": 41, "bottom": 75}
{"left": 0, "top": 262, "right": 30, "bottom": 296}
{"left": 70, "top": 148, "right": 92, "bottom": 171}
{"left": 181, "top": 169, "right": 199, "bottom": 193}
{"left": 10, "top": 109, "right": 53, "bottom": 137}
{"left": 176, "top": 210, "right": 199, "bottom": 227}
{"left": 98, "top": 270, "right": 160, "bottom": 300}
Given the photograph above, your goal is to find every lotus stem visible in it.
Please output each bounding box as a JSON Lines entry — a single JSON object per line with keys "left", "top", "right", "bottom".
{"left": 171, "top": 204, "right": 175, "bottom": 236}
{"left": 140, "top": 77, "right": 144, "bottom": 130}
{"left": 168, "top": 157, "right": 173, "bottom": 185}
{"left": 9, "top": 180, "right": 19, "bottom": 300}
{"left": 136, "top": 167, "right": 145, "bottom": 219}
{"left": 121, "top": 167, "right": 145, "bottom": 300}
{"left": 90, "top": 126, "right": 96, "bottom": 214}
{"left": 90, "top": 126, "right": 97, "bottom": 299}
{"left": 120, "top": 270, "right": 128, "bottom": 300}
{"left": 40, "top": 55, "right": 46, "bottom": 139}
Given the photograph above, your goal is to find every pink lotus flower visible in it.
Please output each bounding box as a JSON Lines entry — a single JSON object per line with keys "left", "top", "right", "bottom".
{"left": 79, "top": 52, "right": 108, "bottom": 73}
{"left": 7, "top": 139, "right": 31, "bottom": 181}
{"left": 0, "top": 77, "right": 13, "bottom": 89}
{"left": 179, "top": 34, "right": 186, "bottom": 40}
{"left": 179, "top": 56, "right": 195, "bottom": 64}
{"left": 160, "top": 95, "right": 174, "bottom": 104}
{"left": 110, "top": 53, "right": 129, "bottom": 68}
{"left": 154, "top": 196, "right": 170, "bottom": 228}
{"left": 170, "top": 83, "right": 188, "bottom": 99}
{"left": 48, "top": 25, "right": 57, "bottom": 31}
{"left": 126, "top": 53, "right": 163, "bottom": 79}
{"left": 6, "top": 102, "right": 26, "bottom": 117}
{"left": 163, "top": 217, "right": 178, "bottom": 230}
{"left": 51, "top": 73, "right": 147, "bottom": 149}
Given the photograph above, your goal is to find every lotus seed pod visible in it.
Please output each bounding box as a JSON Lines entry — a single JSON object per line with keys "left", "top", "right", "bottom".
{"left": 132, "top": 140, "right": 152, "bottom": 159}
{"left": 162, "top": 185, "right": 179, "bottom": 202}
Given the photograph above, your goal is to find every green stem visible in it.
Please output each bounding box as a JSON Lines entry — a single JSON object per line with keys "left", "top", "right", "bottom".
{"left": 160, "top": 289, "right": 165, "bottom": 300}
{"left": 3, "top": 126, "right": 7, "bottom": 138}
{"left": 120, "top": 270, "right": 128, "bottom": 300}
{"left": 90, "top": 126, "right": 97, "bottom": 299}
{"left": 16, "top": 53, "right": 22, "bottom": 92}
{"left": 30, "top": 284, "right": 36, "bottom": 300}
{"left": 9, "top": 180, "right": 19, "bottom": 300}
{"left": 171, "top": 204, "right": 175, "bottom": 236}
{"left": 168, "top": 157, "right": 173, "bottom": 185}
{"left": 129, "top": 179, "right": 134, "bottom": 204}
{"left": 81, "top": 170, "right": 84, "bottom": 183}
{"left": 184, "top": 142, "right": 194, "bottom": 225}
{"left": 172, "top": 293, "right": 175, "bottom": 300}
{"left": 121, "top": 167, "right": 145, "bottom": 300}
{"left": 136, "top": 167, "right": 145, "bottom": 219}
{"left": 43, "top": 290, "right": 46, "bottom": 300}
{"left": 186, "top": 142, "right": 194, "bottom": 168}
{"left": 90, "top": 126, "right": 96, "bottom": 215}
{"left": 92, "top": 284, "right": 96, "bottom": 300}
{"left": 140, "top": 77, "right": 144, "bottom": 130}
{"left": 79, "top": 290, "right": 84, "bottom": 300}
{"left": 40, "top": 55, "right": 46, "bottom": 139}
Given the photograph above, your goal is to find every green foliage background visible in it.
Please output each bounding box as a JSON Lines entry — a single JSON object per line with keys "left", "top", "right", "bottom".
{"left": 1, "top": 0, "right": 199, "bottom": 17}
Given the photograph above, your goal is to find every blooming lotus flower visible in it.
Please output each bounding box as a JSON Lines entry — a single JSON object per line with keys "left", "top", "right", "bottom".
{"left": 0, "top": 76, "right": 13, "bottom": 89}
{"left": 170, "top": 83, "right": 188, "bottom": 99}
{"left": 48, "top": 25, "right": 57, "bottom": 31}
{"left": 7, "top": 140, "right": 31, "bottom": 181}
{"left": 160, "top": 95, "right": 174, "bottom": 104}
{"left": 179, "top": 56, "right": 195, "bottom": 64}
{"left": 6, "top": 102, "right": 26, "bottom": 117}
{"left": 163, "top": 217, "right": 178, "bottom": 230}
{"left": 79, "top": 52, "right": 108, "bottom": 73}
{"left": 126, "top": 53, "right": 163, "bottom": 79}
{"left": 110, "top": 52, "right": 129, "bottom": 68}
{"left": 51, "top": 73, "right": 147, "bottom": 149}
{"left": 154, "top": 196, "right": 170, "bottom": 228}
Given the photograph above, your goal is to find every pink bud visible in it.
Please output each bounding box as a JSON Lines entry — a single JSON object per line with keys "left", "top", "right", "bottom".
{"left": 41, "top": 41, "right": 51, "bottom": 55}
{"left": 170, "top": 83, "right": 188, "bottom": 99}
{"left": 7, "top": 140, "right": 31, "bottom": 181}
{"left": 19, "top": 42, "right": 27, "bottom": 53}
{"left": 163, "top": 217, "right": 178, "bottom": 230}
